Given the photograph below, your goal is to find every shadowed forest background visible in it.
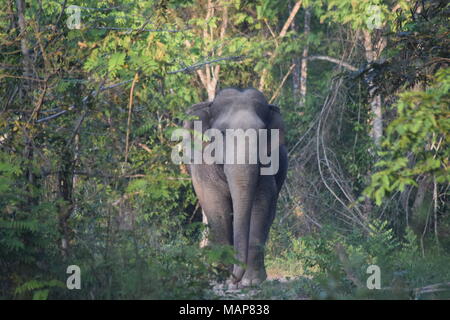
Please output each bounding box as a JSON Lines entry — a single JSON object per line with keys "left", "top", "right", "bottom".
{"left": 0, "top": 0, "right": 449, "bottom": 299}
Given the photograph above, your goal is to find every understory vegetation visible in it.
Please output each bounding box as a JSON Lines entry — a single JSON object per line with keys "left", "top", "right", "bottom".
{"left": 0, "top": 0, "right": 448, "bottom": 299}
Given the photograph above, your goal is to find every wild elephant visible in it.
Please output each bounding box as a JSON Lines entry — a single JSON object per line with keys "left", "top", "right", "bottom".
{"left": 182, "top": 88, "right": 288, "bottom": 287}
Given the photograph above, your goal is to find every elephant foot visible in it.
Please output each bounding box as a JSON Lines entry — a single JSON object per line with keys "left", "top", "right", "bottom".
{"left": 225, "top": 279, "right": 240, "bottom": 290}
{"left": 224, "top": 279, "right": 250, "bottom": 290}
{"left": 223, "top": 266, "right": 266, "bottom": 290}
{"left": 240, "top": 268, "right": 267, "bottom": 287}
{"left": 232, "top": 264, "right": 246, "bottom": 282}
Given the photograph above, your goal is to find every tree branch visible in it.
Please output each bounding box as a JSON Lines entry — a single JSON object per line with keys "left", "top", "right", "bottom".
{"left": 92, "top": 26, "right": 190, "bottom": 33}
{"left": 305, "top": 55, "right": 358, "bottom": 71}
{"left": 279, "top": 1, "right": 302, "bottom": 38}
{"left": 124, "top": 72, "right": 139, "bottom": 163}
{"left": 36, "top": 55, "right": 245, "bottom": 124}
{"left": 168, "top": 55, "right": 245, "bottom": 74}
{"left": 259, "top": 1, "right": 302, "bottom": 90}
{"left": 36, "top": 79, "right": 133, "bottom": 123}
{"left": 269, "top": 63, "right": 296, "bottom": 103}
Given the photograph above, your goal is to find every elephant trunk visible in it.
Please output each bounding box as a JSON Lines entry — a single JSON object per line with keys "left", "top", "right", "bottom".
{"left": 224, "top": 163, "right": 259, "bottom": 282}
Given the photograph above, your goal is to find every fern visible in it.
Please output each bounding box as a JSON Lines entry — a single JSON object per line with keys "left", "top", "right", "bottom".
{"left": 15, "top": 279, "right": 64, "bottom": 300}
{"left": 136, "top": 121, "right": 156, "bottom": 136}
{"left": 0, "top": 219, "right": 39, "bottom": 232}
{"left": 0, "top": 237, "right": 25, "bottom": 251}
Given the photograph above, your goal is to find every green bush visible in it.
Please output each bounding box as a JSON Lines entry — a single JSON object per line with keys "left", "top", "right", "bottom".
{"left": 265, "top": 219, "right": 450, "bottom": 299}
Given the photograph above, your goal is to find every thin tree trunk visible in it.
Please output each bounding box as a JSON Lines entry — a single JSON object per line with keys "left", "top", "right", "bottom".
{"left": 191, "top": 0, "right": 228, "bottom": 101}
{"left": 292, "top": 60, "right": 300, "bottom": 99}
{"left": 290, "top": 2, "right": 300, "bottom": 99}
{"left": 258, "top": 0, "right": 302, "bottom": 91}
{"left": 299, "top": 7, "right": 311, "bottom": 106}
{"left": 15, "top": 0, "right": 32, "bottom": 81}
{"left": 16, "top": 0, "right": 38, "bottom": 207}
{"left": 362, "top": 30, "right": 386, "bottom": 146}
{"left": 361, "top": 29, "right": 386, "bottom": 218}
{"left": 370, "top": 94, "right": 383, "bottom": 145}
{"left": 58, "top": 146, "right": 74, "bottom": 257}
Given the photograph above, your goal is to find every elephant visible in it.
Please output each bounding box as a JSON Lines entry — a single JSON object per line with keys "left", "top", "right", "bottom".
{"left": 182, "top": 88, "right": 288, "bottom": 287}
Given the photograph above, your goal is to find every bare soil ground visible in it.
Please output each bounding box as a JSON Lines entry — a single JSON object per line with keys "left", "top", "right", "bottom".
{"left": 210, "top": 274, "right": 311, "bottom": 300}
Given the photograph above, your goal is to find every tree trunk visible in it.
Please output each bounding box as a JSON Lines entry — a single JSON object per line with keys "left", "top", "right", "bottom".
{"left": 290, "top": 2, "right": 300, "bottom": 99}
{"left": 361, "top": 30, "right": 387, "bottom": 218}
{"left": 362, "top": 30, "right": 386, "bottom": 146}
{"left": 58, "top": 146, "right": 74, "bottom": 257}
{"left": 258, "top": 0, "right": 302, "bottom": 91}
{"left": 15, "top": 0, "right": 32, "bottom": 81}
{"left": 299, "top": 7, "right": 311, "bottom": 106}
{"left": 192, "top": 0, "right": 228, "bottom": 101}
{"left": 15, "top": 0, "right": 38, "bottom": 206}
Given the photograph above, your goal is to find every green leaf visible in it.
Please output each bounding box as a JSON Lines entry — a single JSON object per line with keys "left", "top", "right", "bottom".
{"left": 33, "top": 289, "right": 49, "bottom": 300}
{"left": 108, "top": 52, "right": 126, "bottom": 73}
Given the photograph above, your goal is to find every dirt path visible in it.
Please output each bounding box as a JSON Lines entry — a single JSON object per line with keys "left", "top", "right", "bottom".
{"left": 210, "top": 276, "right": 311, "bottom": 300}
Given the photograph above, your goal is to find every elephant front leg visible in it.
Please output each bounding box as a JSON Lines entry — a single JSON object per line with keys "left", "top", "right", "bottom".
{"left": 241, "top": 176, "right": 278, "bottom": 287}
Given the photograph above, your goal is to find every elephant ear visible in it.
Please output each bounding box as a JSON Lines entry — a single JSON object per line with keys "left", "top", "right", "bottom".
{"left": 183, "top": 102, "right": 212, "bottom": 132}
{"left": 182, "top": 102, "right": 212, "bottom": 164}
{"left": 267, "top": 104, "right": 286, "bottom": 146}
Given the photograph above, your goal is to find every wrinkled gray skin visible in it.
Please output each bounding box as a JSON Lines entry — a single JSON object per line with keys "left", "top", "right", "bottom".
{"left": 183, "top": 88, "right": 288, "bottom": 287}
